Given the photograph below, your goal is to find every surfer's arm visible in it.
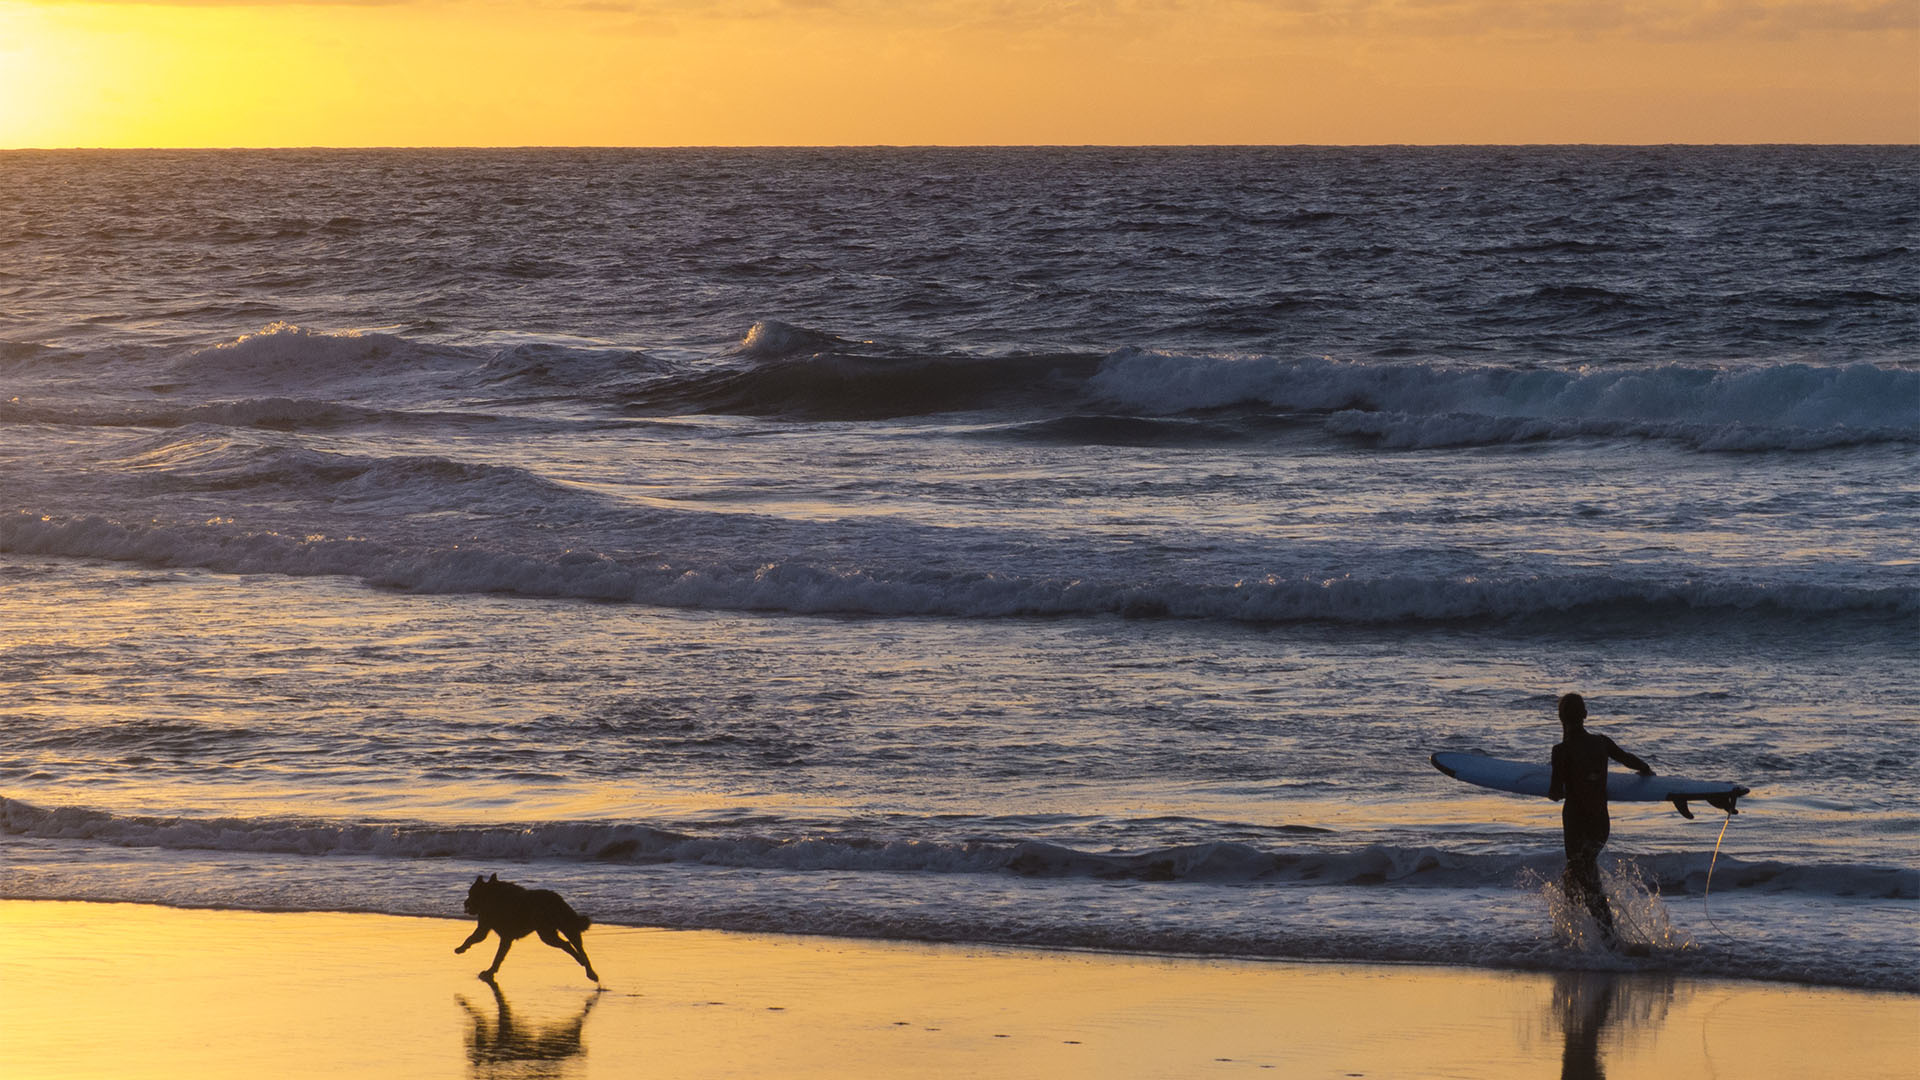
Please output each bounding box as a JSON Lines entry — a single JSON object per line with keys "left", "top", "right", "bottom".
{"left": 1547, "top": 744, "right": 1566, "bottom": 801}
{"left": 1604, "top": 737, "right": 1655, "bottom": 777}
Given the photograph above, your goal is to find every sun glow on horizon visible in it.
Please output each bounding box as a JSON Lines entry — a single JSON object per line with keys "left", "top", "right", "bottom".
{"left": 1, "top": 0, "right": 1916, "bottom": 148}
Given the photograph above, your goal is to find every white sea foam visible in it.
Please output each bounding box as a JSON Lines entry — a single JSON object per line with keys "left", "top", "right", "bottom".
{"left": 735, "top": 319, "right": 845, "bottom": 357}
{"left": 3, "top": 798, "right": 1909, "bottom": 899}
{"left": 189, "top": 323, "right": 404, "bottom": 374}
{"left": 1088, "top": 351, "right": 1920, "bottom": 449}
{"left": 2, "top": 511, "right": 1910, "bottom": 624}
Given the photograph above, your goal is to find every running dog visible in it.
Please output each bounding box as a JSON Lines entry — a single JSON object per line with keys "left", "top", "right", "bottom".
{"left": 455, "top": 874, "right": 599, "bottom": 983}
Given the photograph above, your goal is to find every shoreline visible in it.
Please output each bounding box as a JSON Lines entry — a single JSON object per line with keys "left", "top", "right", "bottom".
{"left": 3, "top": 899, "right": 1913, "bottom": 1079}
{"left": 9, "top": 897, "right": 1909, "bottom": 997}
{"left": 4, "top": 879, "right": 1912, "bottom": 996}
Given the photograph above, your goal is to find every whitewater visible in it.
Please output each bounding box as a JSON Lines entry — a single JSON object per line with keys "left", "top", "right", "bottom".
{"left": 0, "top": 146, "right": 1914, "bottom": 992}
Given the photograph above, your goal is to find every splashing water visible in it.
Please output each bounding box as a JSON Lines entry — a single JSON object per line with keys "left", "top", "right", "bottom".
{"left": 1526, "top": 860, "right": 1696, "bottom": 958}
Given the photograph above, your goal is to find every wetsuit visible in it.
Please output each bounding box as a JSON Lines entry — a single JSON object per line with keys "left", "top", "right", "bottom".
{"left": 1548, "top": 730, "right": 1651, "bottom": 938}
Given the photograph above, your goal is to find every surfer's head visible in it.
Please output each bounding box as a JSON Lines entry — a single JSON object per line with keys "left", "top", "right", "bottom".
{"left": 1557, "top": 693, "right": 1587, "bottom": 730}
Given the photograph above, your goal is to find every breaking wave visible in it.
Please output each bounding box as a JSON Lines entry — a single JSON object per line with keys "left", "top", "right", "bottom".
{"left": 11, "top": 323, "right": 1915, "bottom": 452}
{"left": 2, "top": 511, "right": 1911, "bottom": 625}
{"left": 3, "top": 798, "right": 1911, "bottom": 899}
{"left": 181, "top": 322, "right": 457, "bottom": 381}
{"left": 1088, "top": 351, "right": 1920, "bottom": 451}
{"left": 624, "top": 345, "right": 1101, "bottom": 422}
{"left": 1, "top": 396, "right": 426, "bottom": 432}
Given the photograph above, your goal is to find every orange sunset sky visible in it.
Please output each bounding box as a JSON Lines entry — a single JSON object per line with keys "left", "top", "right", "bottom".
{"left": 1, "top": 0, "right": 1916, "bottom": 147}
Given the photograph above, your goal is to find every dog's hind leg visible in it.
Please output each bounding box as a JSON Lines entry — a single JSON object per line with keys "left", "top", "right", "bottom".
{"left": 481, "top": 935, "right": 513, "bottom": 980}
{"left": 536, "top": 928, "right": 574, "bottom": 958}
{"left": 568, "top": 931, "right": 599, "bottom": 983}
{"left": 538, "top": 929, "right": 600, "bottom": 983}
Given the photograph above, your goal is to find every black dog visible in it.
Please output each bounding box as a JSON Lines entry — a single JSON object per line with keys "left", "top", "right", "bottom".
{"left": 456, "top": 874, "right": 599, "bottom": 983}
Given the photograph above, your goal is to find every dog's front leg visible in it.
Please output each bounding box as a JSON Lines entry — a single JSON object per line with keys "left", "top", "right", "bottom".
{"left": 480, "top": 934, "right": 514, "bottom": 980}
{"left": 455, "top": 923, "right": 489, "bottom": 954}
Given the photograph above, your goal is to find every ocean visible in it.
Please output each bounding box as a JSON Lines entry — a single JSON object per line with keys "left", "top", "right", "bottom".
{"left": 0, "top": 146, "right": 1914, "bottom": 993}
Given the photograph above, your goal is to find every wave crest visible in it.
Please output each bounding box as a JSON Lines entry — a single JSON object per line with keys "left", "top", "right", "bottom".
{"left": 625, "top": 347, "right": 1102, "bottom": 421}
{"left": 1089, "top": 351, "right": 1920, "bottom": 451}
{"left": 3, "top": 511, "right": 1912, "bottom": 624}
{"left": 3, "top": 798, "right": 1910, "bottom": 900}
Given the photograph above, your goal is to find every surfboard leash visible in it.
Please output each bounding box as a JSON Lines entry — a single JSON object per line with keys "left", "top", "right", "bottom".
{"left": 1701, "top": 811, "right": 1737, "bottom": 944}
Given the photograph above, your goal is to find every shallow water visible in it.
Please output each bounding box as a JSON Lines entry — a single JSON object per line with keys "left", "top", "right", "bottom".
{"left": 1, "top": 147, "right": 1915, "bottom": 990}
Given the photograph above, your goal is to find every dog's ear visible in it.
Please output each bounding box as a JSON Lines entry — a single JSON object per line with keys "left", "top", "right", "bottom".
{"left": 474, "top": 874, "right": 485, "bottom": 884}
{"left": 489, "top": 873, "right": 498, "bottom": 882}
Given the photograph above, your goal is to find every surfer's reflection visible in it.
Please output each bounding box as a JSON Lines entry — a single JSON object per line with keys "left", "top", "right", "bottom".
{"left": 457, "top": 979, "right": 600, "bottom": 1079}
{"left": 1550, "top": 972, "right": 1675, "bottom": 1080}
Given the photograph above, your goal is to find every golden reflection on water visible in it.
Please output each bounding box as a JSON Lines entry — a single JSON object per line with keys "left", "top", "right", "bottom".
{"left": 1, "top": 901, "right": 1914, "bottom": 1079}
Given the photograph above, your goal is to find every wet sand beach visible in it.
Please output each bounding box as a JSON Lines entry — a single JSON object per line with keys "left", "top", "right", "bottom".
{"left": 2, "top": 900, "right": 1913, "bottom": 1079}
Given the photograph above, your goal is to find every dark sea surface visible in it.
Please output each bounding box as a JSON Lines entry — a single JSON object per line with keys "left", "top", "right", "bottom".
{"left": 1, "top": 147, "right": 1915, "bottom": 991}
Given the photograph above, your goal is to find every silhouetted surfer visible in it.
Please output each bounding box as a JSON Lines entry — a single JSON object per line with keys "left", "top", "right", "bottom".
{"left": 1548, "top": 693, "right": 1653, "bottom": 941}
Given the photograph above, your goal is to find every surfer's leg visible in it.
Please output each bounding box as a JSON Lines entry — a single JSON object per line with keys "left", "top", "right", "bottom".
{"left": 1561, "top": 850, "right": 1614, "bottom": 937}
{"left": 1587, "top": 819, "right": 1616, "bottom": 937}
{"left": 1580, "top": 866, "right": 1616, "bottom": 938}
{"left": 1562, "top": 816, "right": 1616, "bottom": 940}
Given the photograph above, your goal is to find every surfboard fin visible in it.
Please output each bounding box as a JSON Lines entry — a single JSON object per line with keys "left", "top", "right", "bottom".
{"left": 1670, "top": 793, "right": 1742, "bottom": 818}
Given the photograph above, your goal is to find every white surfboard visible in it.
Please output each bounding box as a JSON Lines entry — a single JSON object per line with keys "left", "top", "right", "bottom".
{"left": 1430, "top": 751, "right": 1749, "bottom": 815}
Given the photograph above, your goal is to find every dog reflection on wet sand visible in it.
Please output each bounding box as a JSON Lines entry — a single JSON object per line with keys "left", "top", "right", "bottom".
{"left": 456, "top": 874, "right": 600, "bottom": 983}
{"left": 458, "top": 979, "right": 599, "bottom": 1077}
